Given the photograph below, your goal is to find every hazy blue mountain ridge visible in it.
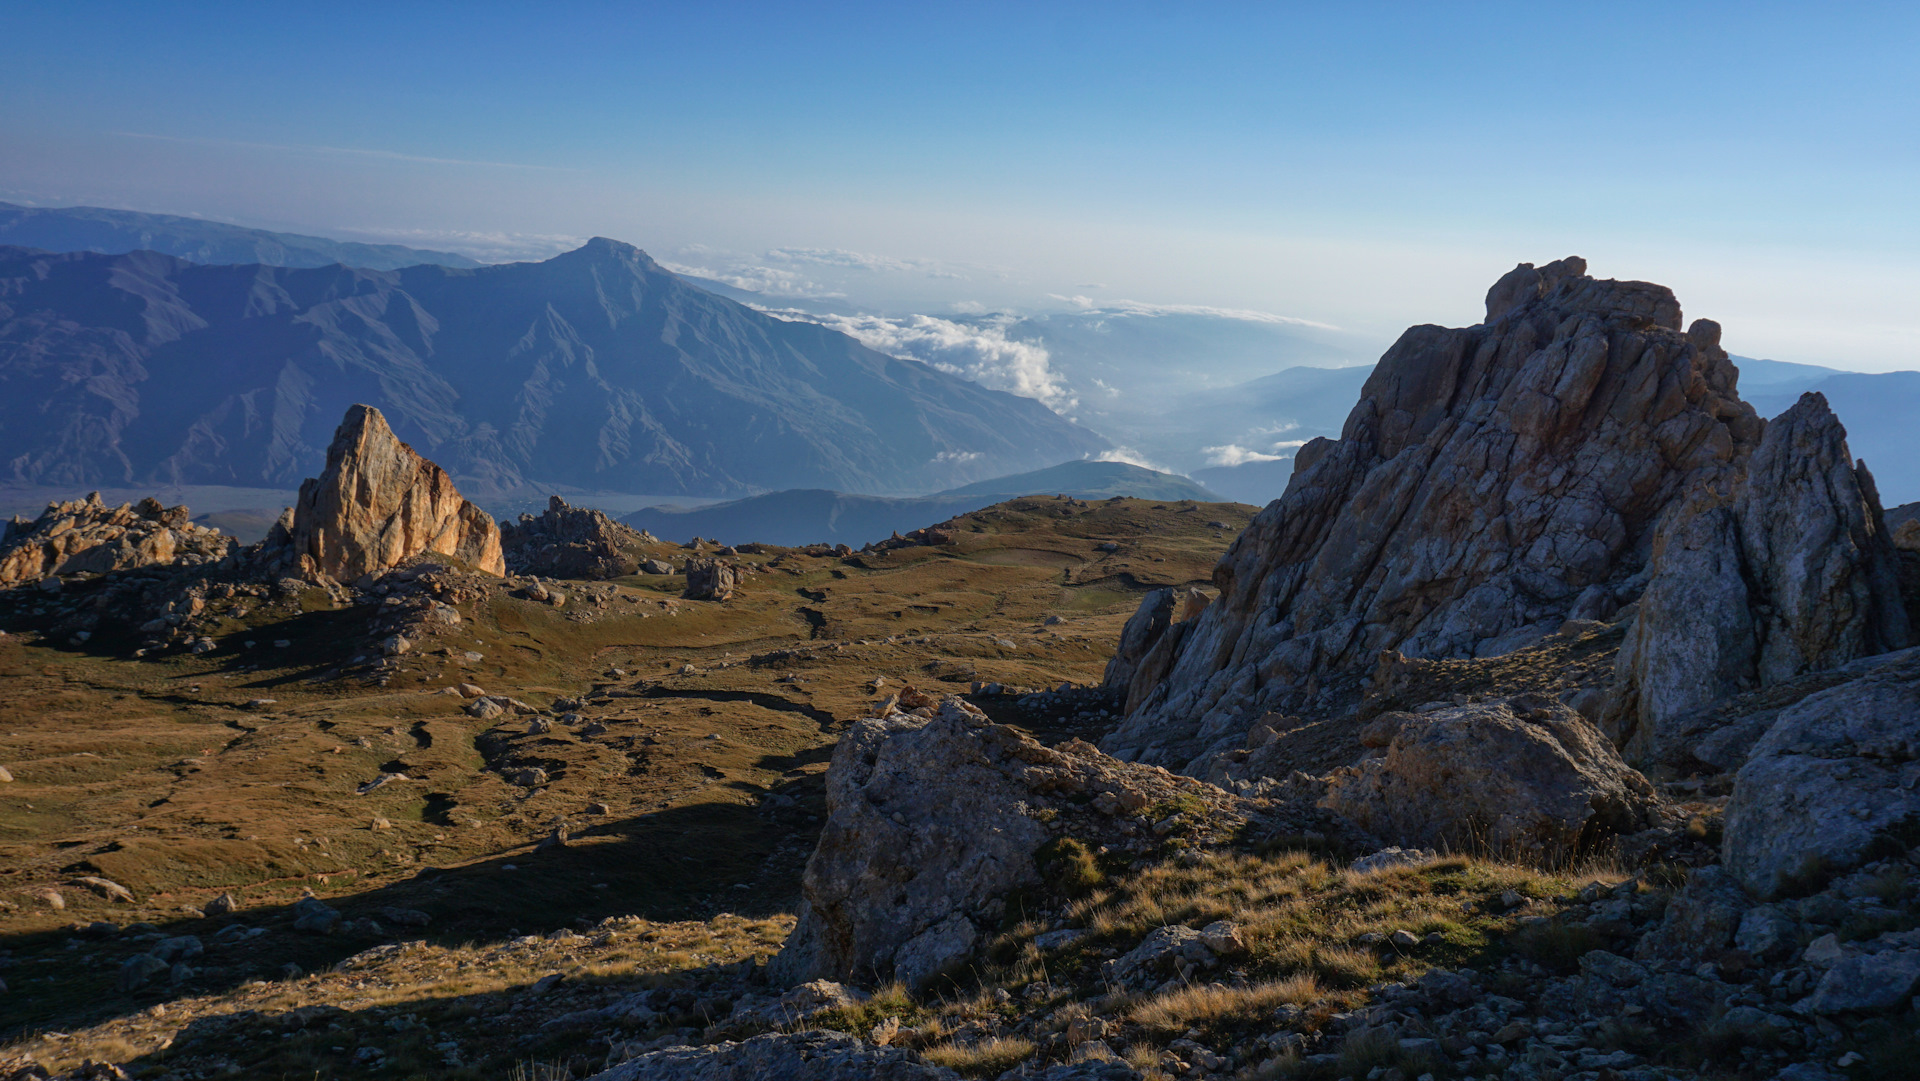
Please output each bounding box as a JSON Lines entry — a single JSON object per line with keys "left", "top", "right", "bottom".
{"left": 0, "top": 201, "right": 483, "bottom": 270}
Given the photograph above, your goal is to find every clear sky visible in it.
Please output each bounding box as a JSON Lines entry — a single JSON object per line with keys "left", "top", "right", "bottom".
{"left": 3, "top": 1, "right": 1916, "bottom": 369}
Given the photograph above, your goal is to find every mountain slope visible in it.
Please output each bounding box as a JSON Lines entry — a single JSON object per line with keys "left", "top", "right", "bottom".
{"left": 0, "top": 201, "right": 482, "bottom": 270}
{"left": 623, "top": 460, "right": 1227, "bottom": 547}
{"left": 0, "top": 240, "right": 1106, "bottom": 496}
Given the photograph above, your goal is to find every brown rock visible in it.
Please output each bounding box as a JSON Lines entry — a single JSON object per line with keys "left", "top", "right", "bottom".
{"left": 0, "top": 493, "right": 233, "bottom": 588}
{"left": 683, "top": 558, "right": 737, "bottom": 601}
{"left": 285, "top": 405, "right": 504, "bottom": 581}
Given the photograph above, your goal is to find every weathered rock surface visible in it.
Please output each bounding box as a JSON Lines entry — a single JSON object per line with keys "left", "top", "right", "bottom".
{"left": 1609, "top": 392, "right": 1910, "bottom": 765}
{"left": 1102, "top": 259, "right": 1763, "bottom": 771}
{"left": 770, "top": 695, "right": 1256, "bottom": 990}
{"left": 501, "top": 496, "right": 653, "bottom": 579}
{"left": 275, "top": 405, "right": 504, "bottom": 582}
{"left": 1319, "top": 695, "right": 1660, "bottom": 859}
{"left": 0, "top": 494, "right": 233, "bottom": 589}
{"left": 1723, "top": 646, "right": 1920, "bottom": 899}
{"left": 682, "top": 558, "right": 737, "bottom": 601}
{"left": 584, "top": 1030, "right": 959, "bottom": 1081}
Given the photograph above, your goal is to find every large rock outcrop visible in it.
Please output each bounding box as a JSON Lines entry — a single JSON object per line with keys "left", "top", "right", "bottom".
{"left": 770, "top": 695, "right": 1259, "bottom": 991}
{"left": 280, "top": 405, "right": 504, "bottom": 582}
{"left": 0, "top": 494, "right": 234, "bottom": 588}
{"left": 1102, "top": 258, "right": 1763, "bottom": 771}
{"left": 1723, "top": 646, "right": 1920, "bottom": 899}
{"left": 1607, "top": 393, "right": 1910, "bottom": 766}
{"left": 1318, "top": 695, "right": 1661, "bottom": 861}
{"left": 501, "top": 496, "right": 652, "bottom": 579}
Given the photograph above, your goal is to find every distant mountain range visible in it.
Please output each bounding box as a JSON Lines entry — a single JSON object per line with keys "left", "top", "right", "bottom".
{"left": 0, "top": 240, "right": 1105, "bottom": 497}
{"left": 0, "top": 201, "right": 482, "bottom": 270}
{"left": 623, "top": 460, "right": 1228, "bottom": 547}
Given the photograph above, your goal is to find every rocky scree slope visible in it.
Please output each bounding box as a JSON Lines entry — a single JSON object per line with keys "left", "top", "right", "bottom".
{"left": 0, "top": 240, "right": 1104, "bottom": 496}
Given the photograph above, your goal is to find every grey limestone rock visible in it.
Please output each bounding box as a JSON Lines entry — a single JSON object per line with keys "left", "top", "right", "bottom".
{"left": 1100, "top": 259, "right": 1762, "bottom": 772}
{"left": 1319, "top": 696, "right": 1659, "bottom": 859}
{"left": 583, "top": 1030, "right": 959, "bottom": 1081}
{"left": 1723, "top": 647, "right": 1920, "bottom": 898}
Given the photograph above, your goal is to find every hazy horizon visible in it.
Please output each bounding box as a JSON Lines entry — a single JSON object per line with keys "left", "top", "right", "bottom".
{"left": 5, "top": 3, "right": 1918, "bottom": 377}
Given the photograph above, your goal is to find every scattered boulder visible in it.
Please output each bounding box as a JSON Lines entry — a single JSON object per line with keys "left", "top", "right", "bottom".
{"left": 1320, "top": 696, "right": 1659, "bottom": 859}
{"left": 583, "top": 1030, "right": 959, "bottom": 1081}
{"left": 683, "top": 559, "right": 738, "bottom": 601}
{"left": 72, "top": 876, "right": 134, "bottom": 903}
{"left": 1723, "top": 647, "right": 1920, "bottom": 898}
{"left": 289, "top": 896, "right": 342, "bottom": 934}
{"left": 639, "top": 558, "right": 675, "bottom": 575}
{"left": 271, "top": 404, "right": 504, "bottom": 582}
{"left": 727, "top": 979, "right": 869, "bottom": 1027}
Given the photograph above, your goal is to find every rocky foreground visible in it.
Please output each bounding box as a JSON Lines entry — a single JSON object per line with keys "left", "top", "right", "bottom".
{"left": 4, "top": 261, "right": 1919, "bottom": 1081}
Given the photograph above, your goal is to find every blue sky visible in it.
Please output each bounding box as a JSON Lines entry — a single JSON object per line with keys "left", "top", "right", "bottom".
{"left": 3, "top": 1, "right": 1917, "bottom": 368}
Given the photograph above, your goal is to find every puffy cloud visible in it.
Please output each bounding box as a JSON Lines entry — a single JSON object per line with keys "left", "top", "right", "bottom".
{"left": 933, "top": 450, "right": 982, "bottom": 463}
{"left": 764, "top": 310, "right": 1076, "bottom": 412}
{"left": 1093, "top": 447, "right": 1172, "bottom": 472}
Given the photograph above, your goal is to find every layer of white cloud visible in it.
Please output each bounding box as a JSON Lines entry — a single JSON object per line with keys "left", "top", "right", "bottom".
{"left": 1047, "top": 295, "right": 1336, "bottom": 329}
{"left": 339, "top": 226, "right": 586, "bottom": 263}
{"left": 658, "top": 259, "right": 845, "bottom": 299}
{"left": 1203, "top": 444, "right": 1284, "bottom": 466}
{"left": 764, "top": 310, "right": 1076, "bottom": 412}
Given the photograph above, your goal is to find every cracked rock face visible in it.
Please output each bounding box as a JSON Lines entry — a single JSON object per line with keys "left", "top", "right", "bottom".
{"left": 285, "top": 405, "right": 504, "bottom": 582}
{"left": 1101, "top": 258, "right": 1762, "bottom": 771}
{"left": 0, "top": 493, "right": 234, "bottom": 588}
{"left": 1724, "top": 647, "right": 1920, "bottom": 899}
{"left": 769, "top": 695, "right": 1253, "bottom": 991}
{"left": 1608, "top": 392, "right": 1911, "bottom": 766}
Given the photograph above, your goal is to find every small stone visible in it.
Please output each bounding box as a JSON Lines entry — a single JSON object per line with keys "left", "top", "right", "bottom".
{"left": 1389, "top": 929, "right": 1419, "bottom": 948}
{"left": 203, "top": 892, "right": 239, "bottom": 916}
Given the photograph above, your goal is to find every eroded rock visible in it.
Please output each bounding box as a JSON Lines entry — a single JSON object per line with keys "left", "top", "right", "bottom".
{"left": 0, "top": 494, "right": 233, "bottom": 589}
{"left": 1320, "top": 695, "right": 1659, "bottom": 859}
{"left": 276, "top": 404, "right": 504, "bottom": 582}
{"left": 502, "top": 496, "right": 649, "bottom": 579}
{"left": 584, "top": 1030, "right": 958, "bottom": 1081}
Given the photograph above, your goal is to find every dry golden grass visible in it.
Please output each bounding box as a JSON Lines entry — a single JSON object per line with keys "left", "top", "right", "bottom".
{"left": 923, "top": 1036, "right": 1037, "bottom": 1077}
{"left": 1127, "top": 975, "right": 1320, "bottom": 1035}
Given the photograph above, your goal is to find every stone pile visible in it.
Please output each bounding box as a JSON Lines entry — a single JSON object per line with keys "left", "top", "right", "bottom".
{"left": 0, "top": 494, "right": 233, "bottom": 589}
{"left": 501, "top": 496, "right": 654, "bottom": 579}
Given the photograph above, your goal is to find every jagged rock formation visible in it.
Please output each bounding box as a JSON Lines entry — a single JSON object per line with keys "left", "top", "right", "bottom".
{"left": 270, "top": 405, "right": 504, "bottom": 582}
{"left": 1102, "top": 586, "right": 1210, "bottom": 705}
{"left": 0, "top": 494, "right": 233, "bottom": 588}
{"left": 501, "top": 496, "right": 653, "bottom": 579}
{"left": 1318, "top": 695, "right": 1661, "bottom": 861}
{"left": 1608, "top": 393, "right": 1910, "bottom": 765}
{"left": 770, "top": 695, "right": 1272, "bottom": 992}
{"left": 1102, "top": 258, "right": 1764, "bottom": 771}
{"left": 1723, "top": 646, "right": 1920, "bottom": 899}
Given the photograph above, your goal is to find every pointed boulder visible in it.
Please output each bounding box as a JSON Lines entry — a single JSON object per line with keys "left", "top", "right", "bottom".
{"left": 290, "top": 405, "right": 504, "bottom": 581}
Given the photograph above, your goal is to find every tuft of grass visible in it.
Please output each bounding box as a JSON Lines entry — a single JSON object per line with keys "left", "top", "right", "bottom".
{"left": 922, "top": 1036, "right": 1036, "bottom": 1077}
{"left": 1128, "top": 976, "right": 1319, "bottom": 1036}
{"left": 1037, "top": 837, "right": 1105, "bottom": 897}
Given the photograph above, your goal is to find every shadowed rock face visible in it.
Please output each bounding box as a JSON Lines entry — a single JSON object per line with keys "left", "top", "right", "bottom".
{"left": 288, "top": 405, "right": 504, "bottom": 581}
{"left": 501, "top": 496, "right": 650, "bottom": 579}
{"left": 1609, "top": 392, "right": 1910, "bottom": 765}
{"left": 0, "top": 493, "right": 234, "bottom": 588}
{"left": 1101, "top": 258, "right": 1764, "bottom": 772}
